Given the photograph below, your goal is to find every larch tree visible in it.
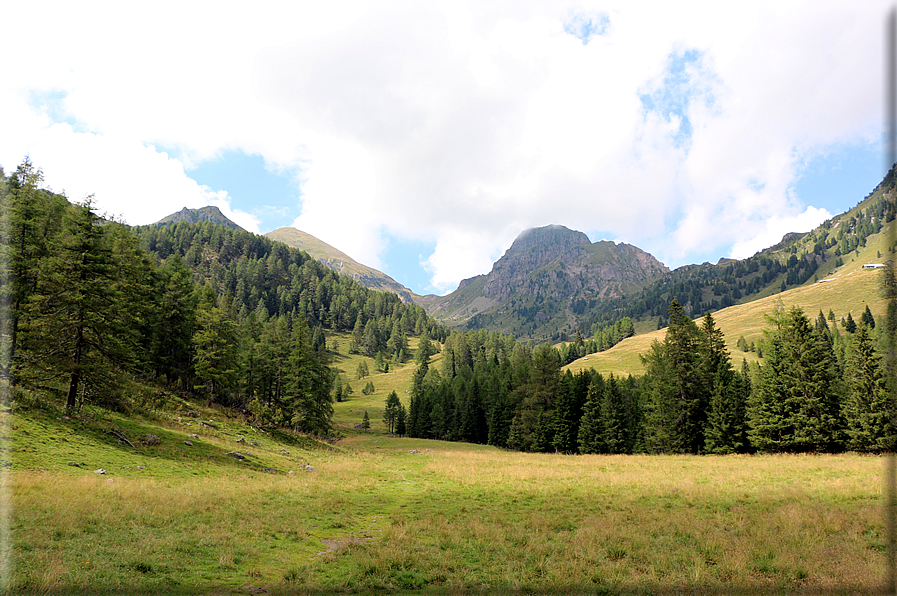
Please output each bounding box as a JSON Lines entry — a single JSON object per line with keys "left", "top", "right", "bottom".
{"left": 22, "top": 198, "right": 143, "bottom": 410}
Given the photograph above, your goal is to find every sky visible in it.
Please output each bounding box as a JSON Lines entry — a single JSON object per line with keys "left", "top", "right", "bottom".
{"left": 0, "top": 1, "right": 889, "bottom": 295}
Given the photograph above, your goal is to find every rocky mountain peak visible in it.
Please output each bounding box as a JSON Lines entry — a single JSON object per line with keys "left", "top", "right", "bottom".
{"left": 503, "top": 224, "right": 591, "bottom": 258}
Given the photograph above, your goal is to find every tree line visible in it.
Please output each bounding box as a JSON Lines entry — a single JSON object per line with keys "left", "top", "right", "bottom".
{"left": 401, "top": 298, "right": 894, "bottom": 454}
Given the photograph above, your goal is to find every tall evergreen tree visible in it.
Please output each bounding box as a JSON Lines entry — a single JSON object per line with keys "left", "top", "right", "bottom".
{"left": 551, "top": 371, "right": 579, "bottom": 453}
{"left": 861, "top": 304, "right": 876, "bottom": 330}
{"left": 844, "top": 324, "right": 893, "bottom": 451}
{"left": 383, "top": 390, "right": 402, "bottom": 434}
{"left": 21, "top": 199, "right": 143, "bottom": 410}
{"left": 283, "top": 318, "right": 334, "bottom": 435}
{"left": 642, "top": 299, "right": 707, "bottom": 453}
{"left": 600, "top": 374, "right": 629, "bottom": 454}
{"left": 701, "top": 312, "right": 747, "bottom": 453}
{"left": 192, "top": 290, "right": 240, "bottom": 406}
{"left": 152, "top": 256, "right": 197, "bottom": 386}
{"left": 748, "top": 307, "right": 843, "bottom": 452}
{"left": 5, "top": 160, "right": 67, "bottom": 384}
{"left": 577, "top": 377, "right": 606, "bottom": 454}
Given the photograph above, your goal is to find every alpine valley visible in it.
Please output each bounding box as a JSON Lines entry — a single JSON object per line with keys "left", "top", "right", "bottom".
{"left": 4, "top": 158, "right": 895, "bottom": 594}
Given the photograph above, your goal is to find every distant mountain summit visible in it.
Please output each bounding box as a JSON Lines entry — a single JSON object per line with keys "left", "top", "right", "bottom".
{"left": 423, "top": 224, "right": 669, "bottom": 340}
{"left": 155, "top": 206, "right": 243, "bottom": 230}
{"left": 265, "top": 227, "right": 417, "bottom": 303}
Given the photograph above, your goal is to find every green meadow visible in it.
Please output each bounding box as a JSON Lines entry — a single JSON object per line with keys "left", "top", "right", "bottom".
{"left": 4, "top": 387, "right": 889, "bottom": 595}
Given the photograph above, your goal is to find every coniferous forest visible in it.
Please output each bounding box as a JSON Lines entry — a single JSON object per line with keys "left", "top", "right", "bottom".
{"left": 2, "top": 160, "right": 446, "bottom": 437}
{"left": 3, "top": 159, "right": 895, "bottom": 454}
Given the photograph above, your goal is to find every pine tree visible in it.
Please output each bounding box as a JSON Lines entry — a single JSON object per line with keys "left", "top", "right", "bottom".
{"left": 193, "top": 292, "right": 240, "bottom": 406}
{"left": 701, "top": 312, "right": 746, "bottom": 453}
{"left": 152, "top": 256, "right": 197, "bottom": 386}
{"left": 416, "top": 332, "right": 435, "bottom": 366}
{"left": 861, "top": 304, "right": 876, "bottom": 330}
{"left": 4, "top": 160, "right": 67, "bottom": 384}
{"left": 577, "top": 378, "right": 606, "bottom": 454}
{"left": 600, "top": 375, "right": 629, "bottom": 453}
{"left": 551, "top": 371, "right": 579, "bottom": 453}
{"left": 283, "top": 318, "right": 334, "bottom": 435}
{"left": 362, "top": 410, "right": 370, "bottom": 431}
{"left": 396, "top": 404, "right": 407, "bottom": 436}
{"left": 844, "top": 312, "right": 857, "bottom": 333}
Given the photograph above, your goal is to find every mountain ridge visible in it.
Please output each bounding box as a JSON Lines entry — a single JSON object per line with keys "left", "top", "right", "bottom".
{"left": 156, "top": 206, "right": 242, "bottom": 230}
{"left": 264, "top": 227, "right": 418, "bottom": 303}
{"left": 421, "top": 224, "right": 670, "bottom": 341}
{"left": 154, "top": 162, "right": 897, "bottom": 343}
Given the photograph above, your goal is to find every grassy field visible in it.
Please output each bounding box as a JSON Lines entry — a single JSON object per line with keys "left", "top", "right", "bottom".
{"left": 3, "top": 390, "right": 890, "bottom": 595}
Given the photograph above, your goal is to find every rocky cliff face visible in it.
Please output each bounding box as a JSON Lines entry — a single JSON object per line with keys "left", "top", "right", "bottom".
{"left": 422, "top": 224, "right": 669, "bottom": 338}
{"left": 482, "top": 225, "right": 668, "bottom": 302}
{"left": 483, "top": 225, "right": 591, "bottom": 300}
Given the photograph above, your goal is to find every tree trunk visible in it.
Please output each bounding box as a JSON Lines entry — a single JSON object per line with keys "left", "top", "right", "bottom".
{"left": 66, "top": 371, "right": 79, "bottom": 411}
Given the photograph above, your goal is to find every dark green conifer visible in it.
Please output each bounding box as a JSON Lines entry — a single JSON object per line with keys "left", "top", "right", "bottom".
{"left": 748, "top": 307, "right": 843, "bottom": 452}
{"left": 844, "top": 324, "right": 893, "bottom": 451}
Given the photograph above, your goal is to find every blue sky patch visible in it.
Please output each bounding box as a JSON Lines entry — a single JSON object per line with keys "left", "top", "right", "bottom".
{"left": 186, "top": 150, "right": 301, "bottom": 232}
{"left": 380, "top": 234, "right": 439, "bottom": 295}
{"left": 640, "top": 48, "right": 717, "bottom": 149}
{"left": 792, "top": 141, "right": 881, "bottom": 215}
{"left": 28, "top": 89, "right": 86, "bottom": 132}
{"left": 563, "top": 12, "right": 609, "bottom": 45}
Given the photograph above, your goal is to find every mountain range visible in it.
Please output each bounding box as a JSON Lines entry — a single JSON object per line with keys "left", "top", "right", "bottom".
{"left": 155, "top": 166, "right": 896, "bottom": 342}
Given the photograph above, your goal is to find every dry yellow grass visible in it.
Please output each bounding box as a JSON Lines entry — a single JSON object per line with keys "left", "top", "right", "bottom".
{"left": 566, "top": 233, "right": 889, "bottom": 378}
{"left": 10, "top": 445, "right": 887, "bottom": 594}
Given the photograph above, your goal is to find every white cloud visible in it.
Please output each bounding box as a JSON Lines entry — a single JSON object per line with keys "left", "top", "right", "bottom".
{"left": 0, "top": 1, "right": 886, "bottom": 293}
{"left": 729, "top": 206, "right": 834, "bottom": 260}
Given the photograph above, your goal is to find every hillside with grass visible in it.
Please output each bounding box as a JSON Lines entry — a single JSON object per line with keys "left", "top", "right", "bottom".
{"left": 564, "top": 215, "right": 891, "bottom": 379}
{"left": 265, "top": 226, "right": 418, "bottom": 303}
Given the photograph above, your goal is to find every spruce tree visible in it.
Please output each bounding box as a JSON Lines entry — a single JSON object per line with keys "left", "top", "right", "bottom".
{"left": 600, "top": 375, "right": 628, "bottom": 453}
{"left": 152, "top": 256, "right": 197, "bottom": 386}
{"left": 193, "top": 291, "right": 240, "bottom": 406}
{"left": 283, "top": 317, "right": 334, "bottom": 435}
{"left": 383, "top": 390, "right": 401, "bottom": 433}
{"left": 642, "top": 299, "right": 707, "bottom": 453}
{"left": 844, "top": 324, "right": 893, "bottom": 451}
{"left": 396, "top": 404, "right": 407, "bottom": 436}
{"left": 551, "top": 371, "right": 579, "bottom": 453}
{"left": 844, "top": 312, "right": 857, "bottom": 333}
{"left": 577, "top": 379, "right": 606, "bottom": 454}
{"left": 748, "top": 307, "right": 843, "bottom": 452}
{"left": 861, "top": 304, "right": 876, "bottom": 330}
{"left": 701, "top": 312, "right": 747, "bottom": 453}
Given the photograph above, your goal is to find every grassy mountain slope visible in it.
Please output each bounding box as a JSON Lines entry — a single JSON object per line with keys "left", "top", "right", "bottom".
{"left": 564, "top": 218, "right": 891, "bottom": 378}
{"left": 590, "top": 172, "right": 895, "bottom": 332}
{"left": 266, "top": 227, "right": 418, "bottom": 303}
